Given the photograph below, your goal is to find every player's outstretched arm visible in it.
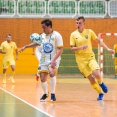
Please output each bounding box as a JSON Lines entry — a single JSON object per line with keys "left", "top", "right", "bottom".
{"left": 18, "top": 43, "right": 38, "bottom": 53}
{"left": 18, "top": 46, "right": 26, "bottom": 53}
{"left": 96, "top": 38, "right": 114, "bottom": 54}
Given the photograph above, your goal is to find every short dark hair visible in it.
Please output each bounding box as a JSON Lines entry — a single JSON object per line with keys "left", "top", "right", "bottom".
{"left": 41, "top": 19, "right": 52, "bottom": 28}
{"left": 6, "top": 34, "right": 11, "bottom": 37}
{"left": 76, "top": 16, "right": 85, "bottom": 22}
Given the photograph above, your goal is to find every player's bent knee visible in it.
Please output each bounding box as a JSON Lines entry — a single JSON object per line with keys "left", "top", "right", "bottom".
{"left": 49, "top": 73, "right": 55, "bottom": 77}
{"left": 41, "top": 78, "right": 47, "bottom": 82}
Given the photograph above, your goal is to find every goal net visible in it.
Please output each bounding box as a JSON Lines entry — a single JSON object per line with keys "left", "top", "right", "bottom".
{"left": 98, "top": 33, "right": 117, "bottom": 78}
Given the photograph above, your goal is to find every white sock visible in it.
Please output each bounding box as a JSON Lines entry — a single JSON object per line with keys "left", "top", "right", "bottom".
{"left": 41, "top": 81, "right": 48, "bottom": 94}
{"left": 50, "top": 76, "right": 56, "bottom": 94}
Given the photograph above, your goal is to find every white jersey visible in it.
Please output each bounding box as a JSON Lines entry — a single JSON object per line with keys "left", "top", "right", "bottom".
{"left": 39, "top": 30, "right": 63, "bottom": 65}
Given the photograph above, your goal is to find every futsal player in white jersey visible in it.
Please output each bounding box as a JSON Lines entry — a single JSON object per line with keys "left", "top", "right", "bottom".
{"left": 18, "top": 19, "right": 63, "bottom": 102}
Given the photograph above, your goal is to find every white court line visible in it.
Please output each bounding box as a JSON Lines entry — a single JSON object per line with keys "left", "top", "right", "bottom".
{"left": 0, "top": 87, "right": 53, "bottom": 117}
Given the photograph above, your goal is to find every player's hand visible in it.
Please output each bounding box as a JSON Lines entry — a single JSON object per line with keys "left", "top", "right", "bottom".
{"left": 108, "top": 48, "right": 114, "bottom": 54}
{"left": 81, "top": 44, "right": 88, "bottom": 50}
{"left": 18, "top": 46, "right": 26, "bottom": 53}
{"left": 50, "top": 61, "right": 56, "bottom": 69}
{"left": 0, "top": 50, "right": 6, "bottom": 54}
{"left": 2, "top": 52, "right": 6, "bottom": 54}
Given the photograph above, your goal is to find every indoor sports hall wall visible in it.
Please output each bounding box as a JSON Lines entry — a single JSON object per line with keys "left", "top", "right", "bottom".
{"left": 0, "top": 18, "right": 117, "bottom": 74}
{"left": 0, "top": 18, "right": 117, "bottom": 47}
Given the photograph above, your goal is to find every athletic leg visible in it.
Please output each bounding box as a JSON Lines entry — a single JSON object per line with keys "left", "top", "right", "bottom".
{"left": 49, "top": 67, "right": 57, "bottom": 101}
{"left": 3, "top": 69, "right": 7, "bottom": 84}
{"left": 40, "top": 72, "right": 49, "bottom": 101}
{"left": 93, "top": 69, "right": 108, "bottom": 93}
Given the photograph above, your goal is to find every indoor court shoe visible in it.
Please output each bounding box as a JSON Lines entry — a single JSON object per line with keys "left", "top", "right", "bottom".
{"left": 97, "top": 93, "right": 104, "bottom": 100}
{"left": 51, "top": 93, "right": 56, "bottom": 102}
{"left": 40, "top": 94, "right": 49, "bottom": 102}
{"left": 99, "top": 82, "right": 108, "bottom": 93}
{"left": 3, "top": 78, "right": 6, "bottom": 84}
{"left": 36, "top": 74, "right": 39, "bottom": 81}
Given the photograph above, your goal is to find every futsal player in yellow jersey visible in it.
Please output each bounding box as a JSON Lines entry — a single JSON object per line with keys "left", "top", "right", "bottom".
{"left": 0, "top": 34, "right": 18, "bottom": 84}
{"left": 70, "top": 16, "right": 114, "bottom": 100}
{"left": 112, "top": 44, "right": 117, "bottom": 78}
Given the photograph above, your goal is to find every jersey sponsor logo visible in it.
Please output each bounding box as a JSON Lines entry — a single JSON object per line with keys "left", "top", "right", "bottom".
{"left": 43, "top": 42, "right": 54, "bottom": 54}
{"left": 76, "top": 37, "right": 79, "bottom": 39}
{"left": 85, "top": 35, "right": 88, "bottom": 39}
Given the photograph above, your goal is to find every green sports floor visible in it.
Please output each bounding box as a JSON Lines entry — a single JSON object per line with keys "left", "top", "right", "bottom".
{"left": 0, "top": 88, "right": 52, "bottom": 117}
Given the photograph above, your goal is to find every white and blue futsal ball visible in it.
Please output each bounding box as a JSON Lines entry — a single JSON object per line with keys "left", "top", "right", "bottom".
{"left": 30, "top": 33, "right": 42, "bottom": 45}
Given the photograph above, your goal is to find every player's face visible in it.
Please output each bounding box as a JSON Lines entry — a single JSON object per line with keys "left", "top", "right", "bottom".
{"left": 6, "top": 35, "right": 12, "bottom": 43}
{"left": 76, "top": 19, "right": 85, "bottom": 32}
{"left": 41, "top": 23, "right": 51, "bottom": 35}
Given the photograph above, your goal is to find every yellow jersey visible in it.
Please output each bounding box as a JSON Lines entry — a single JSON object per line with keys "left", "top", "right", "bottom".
{"left": 70, "top": 29, "right": 97, "bottom": 62}
{"left": 1, "top": 41, "right": 17, "bottom": 60}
